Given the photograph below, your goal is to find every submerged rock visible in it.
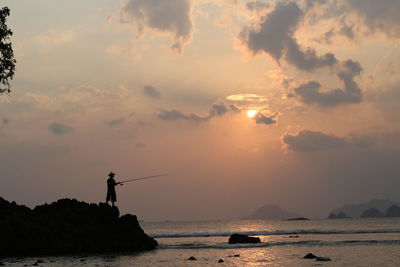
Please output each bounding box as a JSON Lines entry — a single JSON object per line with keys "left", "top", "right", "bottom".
{"left": 188, "top": 256, "right": 197, "bottom": 260}
{"left": 228, "top": 233, "right": 261, "bottom": 244}
{"left": 218, "top": 259, "right": 224, "bottom": 263}
{"left": 0, "top": 197, "right": 158, "bottom": 257}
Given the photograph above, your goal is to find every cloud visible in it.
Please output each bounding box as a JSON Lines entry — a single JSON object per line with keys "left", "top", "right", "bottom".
{"left": 48, "top": 122, "right": 73, "bottom": 135}
{"left": 239, "top": 1, "right": 338, "bottom": 71}
{"left": 135, "top": 142, "right": 146, "bottom": 148}
{"left": 254, "top": 112, "right": 277, "bottom": 125}
{"left": 237, "top": 1, "right": 365, "bottom": 107}
{"left": 291, "top": 59, "right": 363, "bottom": 106}
{"left": 106, "top": 118, "right": 125, "bottom": 127}
{"left": 346, "top": 0, "right": 400, "bottom": 38}
{"left": 106, "top": 43, "right": 141, "bottom": 61}
{"left": 308, "top": 0, "right": 400, "bottom": 42}
{"left": 36, "top": 30, "right": 75, "bottom": 45}
{"left": 209, "top": 103, "right": 228, "bottom": 116}
{"left": 143, "top": 85, "right": 161, "bottom": 99}
{"left": 282, "top": 129, "right": 380, "bottom": 152}
{"left": 157, "top": 109, "right": 209, "bottom": 122}
{"left": 158, "top": 102, "right": 240, "bottom": 122}
{"left": 282, "top": 130, "right": 347, "bottom": 152}
{"left": 119, "top": 0, "right": 193, "bottom": 53}
{"left": 246, "top": 1, "right": 270, "bottom": 12}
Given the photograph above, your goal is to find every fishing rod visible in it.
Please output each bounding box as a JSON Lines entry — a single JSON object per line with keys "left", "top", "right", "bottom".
{"left": 118, "top": 174, "right": 168, "bottom": 185}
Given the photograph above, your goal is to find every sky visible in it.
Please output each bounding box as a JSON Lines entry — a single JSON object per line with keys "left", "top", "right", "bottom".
{"left": 0, "top": 0, "right": 399, "bottom": 221}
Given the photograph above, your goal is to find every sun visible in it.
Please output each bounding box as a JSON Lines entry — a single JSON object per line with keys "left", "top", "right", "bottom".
{"left": 247, "top": 109, "right": 258, "bottom": 118}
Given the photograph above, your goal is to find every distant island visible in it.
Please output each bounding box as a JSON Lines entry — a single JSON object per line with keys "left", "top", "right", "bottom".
{"left": 242, "top": 204, "right": 301, "bottom": 220}
{"left": 328, "top": 211, "right": 350, "bottom": 219}
{"left": 328, "top": 199, "right": 400, "bottom": 218}
{"left": 0, "top": 197, "right": 157, "bottom": 257}
{"left": 286, "top": 217, "right": 310, "bottom": 221}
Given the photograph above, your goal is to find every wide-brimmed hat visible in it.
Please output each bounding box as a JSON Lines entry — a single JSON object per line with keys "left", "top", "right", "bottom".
{"left": 108, "top": 172, "right": 115, "bottom": 177}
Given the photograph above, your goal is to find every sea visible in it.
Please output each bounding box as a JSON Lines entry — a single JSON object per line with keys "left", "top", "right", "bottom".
{"left": 2, "top": 218, "right": 400, "bottom": 266}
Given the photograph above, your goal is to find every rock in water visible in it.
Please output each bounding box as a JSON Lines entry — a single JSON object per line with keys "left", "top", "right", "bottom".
{"left": 303, "top": 253, "right": 317, "bottom": 259}
{"left": 218, "top": 259, "right": 224, "bottom": 263}
{"left": 228, "top": 233, "right": 261, "bottom": 244}
{"left": 188, "top": 256, "right": 196, "bottom": 261}
{"left": 0, "top": 197, "right": 158, "bottom": 257}
{"left": 286, "top": 217, "right": 309, "bottom": 221}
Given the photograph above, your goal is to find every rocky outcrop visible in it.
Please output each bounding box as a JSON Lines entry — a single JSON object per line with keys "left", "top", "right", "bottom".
{"left": 360, "top": 208, "right": 384, "bottom": 218}
{"left": 385, "top": 205, "right": 400, "bottom": 217}
{"left": 0, "top": 197, "right": 157, "bottom": 257}
{"left": 228, "top": 234, "right": 261, "bottom": 244}
{"left": 328, "top": 211, "right": 350, "bottom": 219}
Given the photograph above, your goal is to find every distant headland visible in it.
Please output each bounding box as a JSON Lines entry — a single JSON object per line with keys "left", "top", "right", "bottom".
{"left": 328, "top": 199, "right": 400, "bottom": 218}
{"left": 0, "top": 197, "right": 158, "bottom": 257}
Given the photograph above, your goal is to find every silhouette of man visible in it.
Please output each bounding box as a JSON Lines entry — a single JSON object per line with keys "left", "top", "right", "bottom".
{"left": 106, "top": 172, "right": 121, "bottom": 207}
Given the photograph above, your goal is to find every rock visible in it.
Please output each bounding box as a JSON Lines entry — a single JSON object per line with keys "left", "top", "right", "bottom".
{"left": 289, "top": 235, "right": 299, "bottom": 238}
{"left": 188, "top": 256, "right": 196, "bottom": 260}
{"left": 228, "top": 234, "right": 261, "bottom": 244}
{"left": 218, "top": 259, "right": 224, "bottom": 263}
{"left": 303, "top": 253, "right": 317, "bottom": 259}
{"left": 286, "top": 217, "right": 309, "bottom": 221}
{"left": 385, "top": 205, "right": 400, "bottom": 217}
{"left": 316, "top": 257, "right": 331, "bottom": 261}
{"left": 360, "top": 208, "right": 384, "bottom": 218}
{"left": 0, "top": 197, "right": 157, "bottom": 257}
{"left": 304, "top": 253, "right": 331, "bottom": 261}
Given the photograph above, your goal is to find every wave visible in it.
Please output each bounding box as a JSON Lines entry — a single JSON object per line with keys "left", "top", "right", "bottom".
{"left": 150, "top": 229, "right": 400, "bottom": 238}
{"left": 159, "top": 239, "right": 400, "bottom": 250}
